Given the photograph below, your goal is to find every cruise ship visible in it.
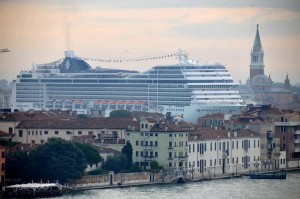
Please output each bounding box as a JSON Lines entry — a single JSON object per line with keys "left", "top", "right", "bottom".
{"left": 12, "top": 50, "right": 244, "bottom": 123}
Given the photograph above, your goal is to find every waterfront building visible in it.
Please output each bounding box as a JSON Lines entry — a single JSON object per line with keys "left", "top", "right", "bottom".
{"left": 126, "top": 118, "right": 188, "bottom": 171}
{"left": 11, "top": 50, "right": 244, "bottom": 123}
{"left": 12, "top": 117, "right": 137, "bottom": 145}
{"left": 274, "top": 112, "right": 300, "bottom": 168}
{"left": 188, "top": 129, "right": 261, "bottom": 176}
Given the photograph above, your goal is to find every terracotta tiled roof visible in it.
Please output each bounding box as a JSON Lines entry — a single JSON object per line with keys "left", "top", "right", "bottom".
{"left": 16, "top": 118, "right": 139, "bottom": 130}
{"left": 150, "top": 122, "right": 186, "bottom": 132}
{"left": 0, "top": 109, "right": 74, "bottom": 122}
{"left": 259, "top": 108, "right": 286, "bottom": 116}
{"left": 188, "top": 128, "right": 260, "bottom": 141}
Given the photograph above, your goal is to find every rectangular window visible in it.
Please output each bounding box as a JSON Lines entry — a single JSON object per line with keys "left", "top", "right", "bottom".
{"left": 169, "top": 134, "right": 172, "bottom": 137}
{"left": 237, "top": 140, "right": 238, "bottom": 149}
{"left": 9, "top": 127, "right": 13, "bottom": 134}
{"left": 210, "top": 142, "right": 212, "bottom": 151}
{"left": 44, "top": 131, "right": 48, "bottom": 135}
{"left": 136, "top": 151, "right": 138, "bottom": 157}
{"left": 254, "top": 140, "right": 256, "bottom": 148}
{"left": 232, "top": 141, "right": 234, "bottom": 149}
{"left": 155, "top": 141, "right": 158, "bottom": 147}
{"left": 169, "top": 163, "right": 172, "bottom": 167}
{"left": 169, "top": 152, "right": 172, "bottom": 158}
{"left": 66, "top": 131, "right": 72, "bottom": 135}
{"left": 155, "top": 133, "right": 158, "bottom": 136}
{"left": 55, "top": 131, "right": 59, "bottom": 135}
{"left": 169, "top": 142, "right": 172, "bottom": 148}
{"left": 18, "top": 130, "right": 23, "bottom": 137}
{"left": 210, "top": 159, "right": 212, "bottom": 166}
{"left": 145, "top": 124, "right": 148, "bottom": 128}
{"left": 78, "top": 131, "right": 82, "bottom": 135}
{"left": 193, "top": 144, "right": 195, "bottom": 153}
{"left": 141, "top": 151, "right": 143, "bottom": 157}
{"left": 1, "top": 151, "right": 4, "bottom": 158}
{"left": 136, "top": 141, "right": 139, "bottom": 146}
{"left": 155, "top": 152, "right": 158, "bottom": 157}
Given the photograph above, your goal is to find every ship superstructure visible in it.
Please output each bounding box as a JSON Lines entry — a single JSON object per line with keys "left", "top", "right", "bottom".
{"left": 12, "top": 50, "right": 244, "bottom": 123}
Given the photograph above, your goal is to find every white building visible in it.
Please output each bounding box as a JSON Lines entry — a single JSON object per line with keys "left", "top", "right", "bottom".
{"left": 188, "top": 129, "right": 261, "bottom": 177}
{"left": 126, "top": 119, "right": 189, "bottom": 171}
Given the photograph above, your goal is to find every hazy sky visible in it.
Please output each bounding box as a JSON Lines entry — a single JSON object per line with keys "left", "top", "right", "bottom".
{"left": 0, "top": 0, "right": 300, "bottom": 84}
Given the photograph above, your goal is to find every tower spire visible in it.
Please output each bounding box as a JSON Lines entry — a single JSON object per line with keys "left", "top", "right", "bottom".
{"left": 249, "top": 24, "right": 265, "bottom": 81}
{"left": 253, "top": 24, "right": 262, "bottom": 49}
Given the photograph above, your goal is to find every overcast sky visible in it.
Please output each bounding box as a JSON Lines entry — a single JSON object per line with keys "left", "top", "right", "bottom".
{"left": 0, "top": 0, "right": 299, "bottom": 84}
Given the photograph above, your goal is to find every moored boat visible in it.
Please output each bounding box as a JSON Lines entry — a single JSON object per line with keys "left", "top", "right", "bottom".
{"left": 249, "top": 170, "right": 286, "bottom": 179}
{"left": 2, "top": 183, "right": 63, "bottom": 198}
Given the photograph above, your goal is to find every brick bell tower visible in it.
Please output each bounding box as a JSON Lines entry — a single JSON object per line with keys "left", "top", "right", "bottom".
{"left": 250, "top": 24, "right": 265, "bottom": 81}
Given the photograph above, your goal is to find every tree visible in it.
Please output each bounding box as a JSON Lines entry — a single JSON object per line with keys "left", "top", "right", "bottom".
{"left": 101, "top": 155, "right": 126, "bottom": 173}
{"left": 109, "top": 110, "right": 132, "bottom": 118}
{"left": 5, "top": 150, "right": 29, "bottom": 180}
{"left": 121, "top": 141, "right": 133, "bottom": 169}
{"left": 74, "top": 142, "right": 103, "bottom": 165}
{"left": 26, "top": 138, "right": 87, "bottom": 183}
{"left": 150, "top": 160, "right": 164, "bottom": 172}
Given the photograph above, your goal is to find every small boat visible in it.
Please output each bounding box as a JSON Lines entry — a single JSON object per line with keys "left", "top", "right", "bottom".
{"left": 2, "top": 183, "right": 63, "bottom": 198}
{"left": 249, "top": 170, "right": 286, "bottom": 179}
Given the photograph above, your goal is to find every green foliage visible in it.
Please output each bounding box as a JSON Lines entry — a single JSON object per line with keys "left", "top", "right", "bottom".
{"left": 88, "top": 169, "right": 108, "bottom": 175}
{"left": 109, "top": 110, "right": 132, "bottom": 118}
{"left": 150, "top": 160, "right": 164, "bottom": 172}
{"left": 75, "top": 142, "right": 103, "bottom": 165}
{"left": 26, "top": 138, "right": 87, "bottom": 183}
{"left": 77, "top": 114, "right": 89, "bottom": 118}
{"left": 5, "top": 150, "right": 29, "bottom": 180}
{"left": 121, "top": 141, "right": 133, "bottom": 169}
{"left": 127, "top": 164, "right": 142, "bottom": 172}
{"left": 102, "top": 155, "right": 127, "bottom": 173}
{"left": 6, "top": 139, "right": 109, "bottom": 183}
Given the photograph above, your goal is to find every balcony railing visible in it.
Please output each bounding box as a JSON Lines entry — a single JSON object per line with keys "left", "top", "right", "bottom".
{"left": 143, "top": 145, "right": 154, "bottom": 150}
{"left": 175, "top": 156, "right": 188, "bottom": 161}
{"left": 294, "top": 147, "right": 300, "bottom": 152}
{"left": 144, "top": 156, "right": 155, "bottom": 161}
{"left": 295, "top": 130, "right": 300, "bottom": 135}
{"left": 294, "top": 139, "right": 300, "bottom": 144}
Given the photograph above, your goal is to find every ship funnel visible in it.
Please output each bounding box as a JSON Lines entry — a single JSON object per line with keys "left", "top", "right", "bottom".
{"left": 65, "top": 51, "right": 76, "bottom": 58}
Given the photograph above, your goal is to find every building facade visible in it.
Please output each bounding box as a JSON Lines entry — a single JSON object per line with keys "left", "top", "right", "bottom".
{"left": 188, "top": 129, "right": 261, "bottom": 177}
{"left": 275, "top": 121, "right": 300, "bottom": 168}
{"left": 126, "top": 119, "right": 188, "bottom": 171}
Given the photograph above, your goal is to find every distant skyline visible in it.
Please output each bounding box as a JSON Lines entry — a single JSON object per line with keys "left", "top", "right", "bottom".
{"left": 0, "top": 0, "right": 300, "bottom": 84}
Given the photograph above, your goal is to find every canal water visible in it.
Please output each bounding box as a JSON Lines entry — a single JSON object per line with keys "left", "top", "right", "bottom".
{"left": 52, "top": 171, "right": 300, "bottom": 199}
